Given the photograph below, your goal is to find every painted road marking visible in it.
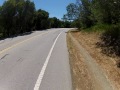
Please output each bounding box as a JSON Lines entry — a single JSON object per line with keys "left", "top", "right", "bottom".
{"left": 0, "top": 32, "right": 49, "bottom": 55}
{"left": 34, "top": 32, "right": 62, "bottom": 90}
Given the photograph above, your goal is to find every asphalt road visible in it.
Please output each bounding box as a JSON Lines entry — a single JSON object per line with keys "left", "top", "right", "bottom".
{"left": 0, "top": 28, "right": 72, "bottom": 90}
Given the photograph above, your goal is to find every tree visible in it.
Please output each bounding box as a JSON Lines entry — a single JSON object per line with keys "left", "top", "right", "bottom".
{"left": 79, "top": 0, "right": 95, "bottom": 28}
{"left": 49, "top": 17, "right": 62, "bottom": 28}
{"left": 35, "top": 9, "right": 49, "bottom": 30}
{"left": 0, "top": 0, "right": 70, "bottom": 38}
{"left": 0, "top": 0, "right": 36, "bottom": 36}
{"left": 66, "top": 3, "right": 79, "bottom": 20}
{"left": 15, "top": 0, "right": 35, "bottom": 33}
{"left": 92, "top": 0, "right": 120, "bottom": 24}
{"left": 62, "top": 14, "right": 68, "bottom": 21}
{"left": 1, "top": 0, "right": 16, "bottom": 36}
{"left": 64, "top": 1, "right": 94, "bottom": 28}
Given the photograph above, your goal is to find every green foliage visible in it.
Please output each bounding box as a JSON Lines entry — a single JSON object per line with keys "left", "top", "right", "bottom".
{"left": 1, "top": 0, "right": 16, "bottom": 37}
{"left": 65, "top": 0, "right": 120, "bottom": 28}
{"left": 35, "top": 9, "right": 49, "bottom": 30}
{"left": 79, "top": 0, "right": 95, "bottom": 28}
{"left": 63, "top": 21, "right": 72, "bottom": 28}
{"left": 100, "top": 24, "right": 120, "bottom": 55}
{"left": 0, "top": 0, "right": 71, "bottom": 39}
{"left": 65, "top": 0, "right": 120, "bottom": 56}
{"left": 66, "top": 3, "right": 79, "bottom": 20}
{"left": 92, "top": 0, "right": 120, "bottom": 24}
{"left": 64, "top": 0, "right": 95, "bottom": 28}
{"left": 49, "top": 17, "right": 61, "bottom": 28}
{"left": 84, "top": 24, "right": 113, "bottom": 32}
{"left": 71, "top": 19, "right": 81, "bottom": 29}
{"left": 0, "top": 0, "right": 36, "bottom": 37}
{"left": 49, "top": 17, "right": 72, "bottom": 28}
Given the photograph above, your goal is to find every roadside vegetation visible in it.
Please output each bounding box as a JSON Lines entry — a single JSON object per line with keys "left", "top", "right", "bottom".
{"left": 64, "top": 0, "right": 120, "bottom": 57}
{"left": 65, "top": 0, "right": 120, "bottom": 89}
{"left": 0, "top": 0, "right": 73, "bottom": 39}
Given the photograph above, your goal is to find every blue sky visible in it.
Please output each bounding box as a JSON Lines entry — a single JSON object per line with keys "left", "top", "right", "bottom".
{"left": 0, "top": 0, "right": 75, "bottom": 19}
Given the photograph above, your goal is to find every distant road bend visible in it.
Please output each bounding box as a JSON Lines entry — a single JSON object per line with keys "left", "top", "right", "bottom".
{"left": 0, "top": 28, "right": 72, "bottom": 90}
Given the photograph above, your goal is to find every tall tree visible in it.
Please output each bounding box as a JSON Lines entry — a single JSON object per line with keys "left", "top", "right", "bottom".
{"left": 79, "top": 0, "right": 95, "bottom": 28}
{"left": 35, "top": 9, "right": 49, "bottom": 30}
{"left": 66, "top": 3, "right": 79, "bottom": 20}
{"left": 1, "top": 0, "right": 16, "bottom": 36}
{"left": 91, "top": 0, "right": 120, "bottom": 24}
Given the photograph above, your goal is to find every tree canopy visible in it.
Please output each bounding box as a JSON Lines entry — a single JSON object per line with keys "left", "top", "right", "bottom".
{"left": 0, "top": 0, "right": 72, "bottom": 38}
{"left": 64, "top": 0, "right": 120, "bottom": 28}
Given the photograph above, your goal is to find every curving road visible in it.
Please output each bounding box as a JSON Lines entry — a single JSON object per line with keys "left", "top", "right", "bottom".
{"left": 0, "top": 28, "right": 72, "bottom": 90}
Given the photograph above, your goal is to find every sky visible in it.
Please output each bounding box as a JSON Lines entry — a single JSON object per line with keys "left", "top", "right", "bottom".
{"left": 0, "top": 0, "right": 75, "bottom": 19}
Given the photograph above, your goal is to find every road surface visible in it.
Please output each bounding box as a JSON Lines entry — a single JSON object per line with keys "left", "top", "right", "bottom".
{"left": 0, "top": 28, "right": 72, "bottom": 90}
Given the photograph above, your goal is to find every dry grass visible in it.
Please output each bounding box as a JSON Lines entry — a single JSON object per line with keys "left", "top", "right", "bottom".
{"left": 67, "top": 33, "right": 94, "bottom": 90}
{"left": 70, "top": 31, "right": 120, "bottom": 90}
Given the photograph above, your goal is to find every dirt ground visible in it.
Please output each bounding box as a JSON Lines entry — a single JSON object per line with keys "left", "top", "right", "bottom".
{"left": 67, "top": 33, "right": 94, "bottom": 90}
{"left": 67, "top": 30, "right": 120, "bottom": 90}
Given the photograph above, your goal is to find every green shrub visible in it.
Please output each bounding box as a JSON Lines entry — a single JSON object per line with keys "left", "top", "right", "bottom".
{"left": 101, "top": 24, "right": 120, "bottom": 55}
{"left": 83, "top": 24, "right": 112, "bottom": 32}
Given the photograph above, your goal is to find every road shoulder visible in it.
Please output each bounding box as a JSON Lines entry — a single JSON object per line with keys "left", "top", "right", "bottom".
{"left": 67, "top": 31, "right": 114, "bottom": 90}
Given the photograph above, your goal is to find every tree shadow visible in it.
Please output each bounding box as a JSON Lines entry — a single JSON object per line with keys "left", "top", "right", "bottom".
{"left": 0, "top": 31, "right": 33, "bottom": 41}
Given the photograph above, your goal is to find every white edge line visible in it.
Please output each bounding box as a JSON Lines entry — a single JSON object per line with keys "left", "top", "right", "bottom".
{"left": 34, "top": 32, "right": 63, "bottom": 90}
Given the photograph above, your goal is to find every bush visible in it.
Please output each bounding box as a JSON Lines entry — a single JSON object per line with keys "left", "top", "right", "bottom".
{"left": 100, "top": 24, "right": 120, "bottom": 55}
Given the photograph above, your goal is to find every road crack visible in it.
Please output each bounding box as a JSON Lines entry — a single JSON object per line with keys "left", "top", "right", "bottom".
{"left": 0, "top": 54, "right": 9, "bottom": 60}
